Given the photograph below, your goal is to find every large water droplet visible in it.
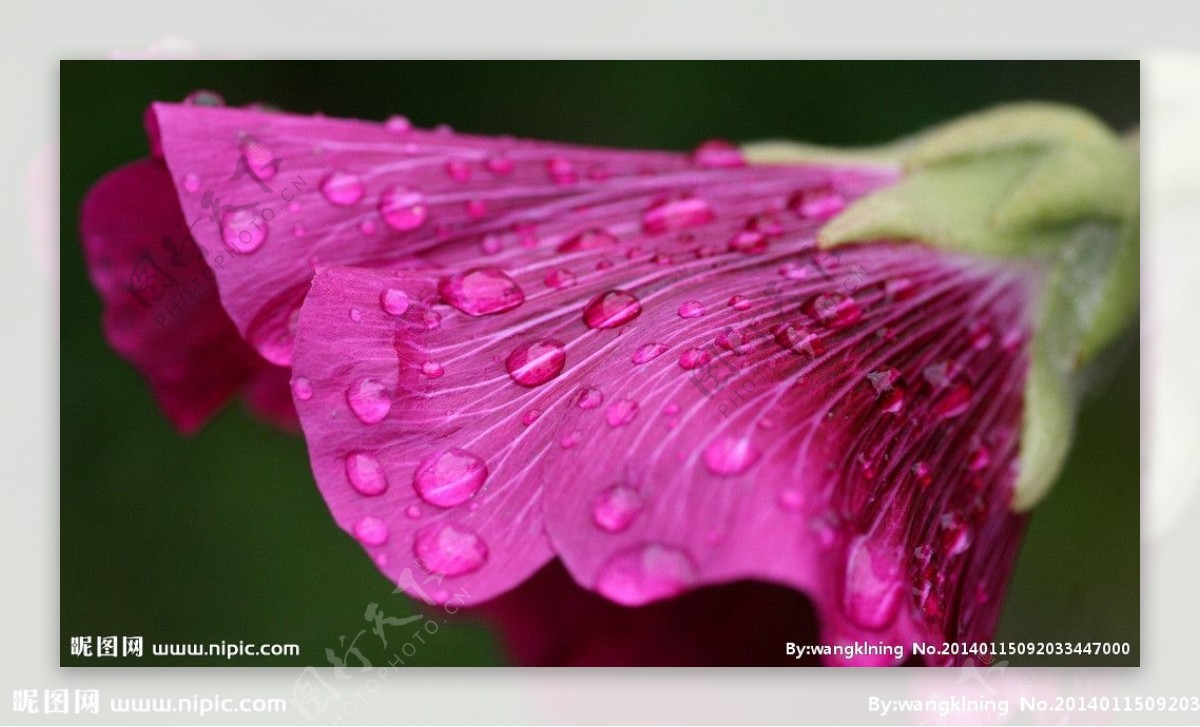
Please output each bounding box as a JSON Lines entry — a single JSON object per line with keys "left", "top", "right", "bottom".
{"left": 842, "top": 536, "right": 903, "bottom": 629}
{"left": 506, "top": 339, "right": 567, "bottom": 387}
{"left": 345, "top": 452, "right": 388, "bottom": 496}
{"left": 412, "top": 448, "right": 488, "bottom": 508}
{"left": 346, "top": 377, "right": 391, "bottom": 424}
{"left": 320, "top": 170, "right": 365, "bottom": 206}
{"left": 220, "top": 208, "right": 267, "bottom": 254}
{"left": 583, "top": 290, "right": 642, "bottom": 329}
{"left": 605, "top": 399, "right": 639, "bottom": 427}
{"left": 379, "top": 289, "right": 410, "bottom": 317}
{"left": 379, "top": 185, "right": 428, "bottom": 231}
{"left": 413, "top": 522, "right": 488, "bottom": 576}
{"left": 591, "top": 485, "right": 644, "bottom": 533}
{"left": 642, "top": 197, "right": 714, "bottom": 234}
{"left": 439, "top": 268, "right": 525, "bottom": 316}
{"left": 631, "top": 343, "right": 668, "bottom": 365}
{"left": 703, "top": 435, "right": 761, "bottom": 476}
{"left": 595, "top": 544, "right": 697, "bottom": 606}
{"left": 353, "top": 516, "right": 390, "bottom": 546}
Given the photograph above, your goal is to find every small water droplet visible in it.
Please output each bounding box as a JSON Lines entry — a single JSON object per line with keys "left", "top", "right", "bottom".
{"left": 220, "top": 208, "right": 267, "bottom": 253}
{"left": 690, "top": 139, "right": 745, "bottom": 168}
{"left": 405, "top": 504, "right": 422, "bottom": 519}
{"left": 345, "top": 452, "right": 388, "bottom": 496}
{"left": 605, "top": 399, "right": 639, "bottom": 427}
{"left": 968, "top": 441, "right": 991, "bottom": 471}
{"left": 412, "top": 522, "right": 488, "bottom": 576}
{"left": 485, "top": 155, "right": 513, "bottom": 175}
{"left": 583, "top": 290, "right": 642, "bottom": 329}
{"left": 968, "top": 319, "right": 994, "bottom": 350}
{"left": 183, "top": 90, "right": 225, "bottom": 106}
{"left": 591, "top": 485, "right": 644, "bottom": 533}
{"left": 703, "top": 435, "right": 761, "bottom": 476}
{"left": 642, "top": 197, "right": 714, "bottom": 234}
{"left": 677, "top": 300, "right": 706, "bottom": 318}
{"left": 777, "top": 488, "right": 805, "bottom": 512}
{"left": 790, "top": 185, "right": 845, "bottom": 218}
{"left": 557, "top": 228, "right": 618, "bottom": 253}
{"left": 412, "top": 448, "right": 488, "bottom": 508}
{"left": 320, "top": 170, "right": 365, "bottom": 206}
{"left": 842, "top": 535, "right": 903, "bottom": 629}
{"left": 595, "top": 544, "right": 697, "bottom": 606}
{"left": 439, "top": 268, "right": 525, "bottom": 316}
{"left": 291, "top": 376, "right": 314, "bottom": 401}
{"left": 544, "top": 268, "right": 577, "bottom": 290}
{"left": 421, "top": 361, "right": 445, "bottom": 378}
{"left": 385, "top": 115, "right": 412, "bottom": 133}
{"left": 239, "top": 139, "right": 278, "bottom": 181}
{"left": 547, "top": 157, "right": 577, "bottom": 185}
{"left": 560, "top": 431, "right": 582, "bottom": 449}
{"left": 378, "top": 288, "right": 411, "bottom": 317}
{"left": 866, "top": 367, "right": 906, "bottom": 413}
{"left": 728, "top": 230, "right": 767, "bottom": 254}
{"left": 912, "top": 461, "right": 932, "bottom": 488}
{"left": 379, "top": 185, "right": 428, "bottom": 231}
{"left": 773, "top": 322, "right": 824, "bottom": 357}
{"left": 575, "top": 387, "right": 604, "bottom": 410}
{"left": 802, "top": 292, "right": 862, "bottom": 329}
{"left": 506, "top": 339, "right": 567, "bottom": 387}
{"left": 445, "top": 158, "right": 472, "bottom": 183}
{"left": 631, "top": 343, "right": 668, "bottom": 365}
{"left": 353, "top": 516, "right": 390, "bottom": 546}
{"left": 678, "top": 348, "right": 712, "bottom": 370}
{"left": 932, "top": 382, "right": 973, "bottom": 419}
{"left": 349, "top": 307, "right": 363, "bottom": 323}
{"left": 346, "top": 377, "right": 391, "bottom": 424}
{"left": 465, "top": 199, "right": 488, "bottom": 219}
{"left": 181, "top": 172, "right": 202, "bottom": 193}
{"left": 728, "top": 294, "right": 752, "bottom": 311}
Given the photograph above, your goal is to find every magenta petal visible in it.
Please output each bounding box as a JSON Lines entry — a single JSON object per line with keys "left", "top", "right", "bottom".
{"left": 80, "top": 159, "right": 296, "bottom": 432}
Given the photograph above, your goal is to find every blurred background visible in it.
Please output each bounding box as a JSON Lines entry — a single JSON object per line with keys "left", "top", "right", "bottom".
{"left": 60, "top": 61, "right": 1139, "bottom": 666}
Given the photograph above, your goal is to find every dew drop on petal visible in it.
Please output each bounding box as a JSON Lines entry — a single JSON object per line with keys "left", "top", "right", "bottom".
{"left": 575, "top": 387, "right": 604, "bottom": 410}
{"left": 181, "top": 172, "right": 202, "bottom": 193}
{"left": 404, "top": 504, "right": 422, "bottom": 519}
{"left": 349, "top": 307, "right": 363, "bottom": 323}
{"left": 842, "top": 535, "right": 903, "bottom": 629}
{"left": 485, "top": 155, "right": 514, "bottom": 175}
{"left": 220, "top": 208, "right": 268, "bottom": 254}
{"left": 547, "top": 157, "right": 577, "bottom": 185}
{"left": 583, "top": 290, "right": 642, "bottom": 329}
{"left": 728, "top": 294, "right": 752, "bottom": 311}
{"left": 642, "top": 197, "right": 715, "bottom": 234}
{"left": 678, "top": 348, "right": 712, "bottom": 370}
{"left": 777, "top": 488, "right": 805, "bottom": 513}
{"left": 912, "top": 461, "right": 933, "bottom": 488}
{"left": 932, "top": 382, "right": 973, "bottom": 419}
{"left": 689, "top": 139, "right": 745, "bottom": 168}
{"left": 413, "top": 522, "right": 488, "bottom": 576}
{"left": 544, "top": 268, "right": 577, "bottom": 290}
{"left": 291, "top": 376, "right": 314, "bottom": 401}
{"left": 379, "top": 185, "right": 428, "bottom": 231}
{"left": 412, "top": 448, "right": 488, "bottom": 508}
{"left": 968, "top": 441, "right": 991, "bottom": 471}
{"left": 703, "top": 435, "right": 761, "bottom": 476}
{"left": 379, "top": 288, "right": 411, "bottom": 316}
{"left": 183, "top": 90, "right": 225, "bottom": 106}
{"left": 465, "top": 199, "right": 488, "bottom": 219}
{"left": 605, "top": 399, "right": 639, "bottom": 427}
{"left": 505, "top": 339, "right": 567, "bottom": 387}
{"left": 421, "top": 361, "right": 444, "bottom": 378}
{"left": 239, "top": 139, "right": 278, "bottom": 181}
{"left": 557, "top": 228, "right": 618, "bottom": 253}
{"left": 790, "top": 186, "right": 845, "bottom": 218}
{"left": 320, "top": 170, "right": 365, "bottom": 206}
{"left": 729, "top": 230, "right": 768, "bottom": 254}
{"left": 773, "top": 322, "right": 825, "bottom": 357}
{"left": 631, "top": 343, "right": 668, "bottom": 365}
{"left": 677, "top": 300, "right": 706, "bottom": 318}
{"left": 560, "top": 431, "right": 582, "bottom": 449}
{"left": 591, "top": 485, "right": 644, "bottom": 533}
{"left": 353, "top": 516, "right": 389, "bottom": 546}
{"left": 803, "top": 292, "right": 862, "bottom": 329}
{"left": 346, "top": 377, "right": 391, "bottom": 424}
{"left": 445, "top": 158, "right": 472, "bottom": 183}
{"left": 521, "top": 409, "right": 542, "bottom": 426}
{"left": 595, "top": 544, "right": 697, "bottom": 606}
{"left": 439, "top": 268, "right": 525, "bottom": 316}
{"left": 385, "top": 115, "right": 412, "bottom": 133}
{"left": 345, "top": 452, "right": 388, "bottom": 496}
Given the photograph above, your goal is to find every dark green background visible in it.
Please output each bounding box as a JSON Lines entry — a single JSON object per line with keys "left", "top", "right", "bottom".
{"left": 60, "top": 61, "right": 1139, "bottom": 666}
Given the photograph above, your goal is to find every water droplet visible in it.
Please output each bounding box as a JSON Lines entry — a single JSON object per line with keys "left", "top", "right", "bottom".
{"left": 485, "top": 155, "right": 514, "bottom": 175}
{"left": 842, "top": 536, "right": 903, "bottom": 629}
{"left": 575, "top": 387, "right": 604, "bottom": 410}
{"left": 346, "top": 377, "right": 391, "bottom": 424}
{"left": 405, "top": 504, "right": 422, "bottom": 519}
{"left": 557, "top": 228, "right": 618, "bottom": 253}
{"left": 480, "top": 234, "right": 503, "bottom": 255}
{"left": 802, "top": 292, "right": 862, "bottom": 329}
{"left": 690, "top": 139, "right": 745, "bottom": 168}
{"left": 465, "top": 199, "right": 488, "bottom": 219}
{"left": 591, "top": 485, "right": 644, "bottom": 533}
{"left": 379, "top": 185, "right": 428, "bottom": 231}
{"left": 320, "top": 170, "right": 365, "bottom": 206}
{"left": 506, "top": 339, "right": 567, "bottom": 387}
{"left": 703, "top": 435, "right": 761, "bottom": 476}
{"left": 385, "top": 115, "right": 412, "bottom": 133}
{"left": 544, "top": 268, "right": 577, "bottom": 290}
{"left": 932, "top": 382, "right": 973, "bottom": 419}
{"left": 583, "top": 290, "right": 642, "bottom": 329}
{"left": 728, "top": 294, "right": 752, "bottom": 311}
{"left": 220, "top": 208, "right": 267, "bottom": 254}
{"left": 181, "top": 172, "right": 201, "bottom": 193}
{"left": 439, "top": 268, "right": 525, "bottom": 316}
{"left": 349, "top": 307, "right": 363, "bottom": 323}
{"left": 412, "top": 448, "right": 488, "bottom": 508}
{"left": 379, "top": 288, "right": 411, "bottom": 317}
{"left": 560, "top": 431, "right": 582, "bottom": 449}
{"left": 773, "top": 322, "right": 824, "bottom": 357}
{"left": 714, "top": 329, "right": 750, "bottom": 355}
{"left": 345, "top": 452, "right": 388, "bottom": 496}
{"left": 547, "top": 157, "right": 577, "bottom": 184}
{"left": 746, "top": 212, "right": 784, "bottom": 236}
{"left": 729, "top": 230, "right": 767, "bottom": 254}
{"left": 291, "top": 376, "right": 314, "bottom": 401}
{"left": 595, "top": 544, "right": 697, "bottom": 606}
{"left": 239, "top": 139, "right": 278, "bottom": 181}
{"left": 605, "top": 399, "right": 639, "bottom": 427}
{"left": 790, "top": 185, "right": 845, "bottom": 218}
{"left": 968, "top": 441, "right": 991, "bottom": 471}
{"left": 421, "top": 309, "right": 442, "bottom": 330}
{"left": 413, "top": 522, "right": 488, "bottom": 576}
{"left": 183, "top": 90, "right": 225, "bottom": 106}
{"left": 631, "top": 343, "right": 668, "bottom": 365}
{"left": 445, "top": 158, "right": 472, "bottom": 183}
{"left": 677, "top": 300, "right": 706, "bottom": 318}
{"left": 866, "top": 367, "right": 906, "bottom": 413}
{"left": 353, "top": 516, "right": 389, "bottom": 546}
{"left": 678, "top": 348, "right": 712, "bottom": 370}
{"left": 421, "top": 361, "right": 444, "bottom": 378}
{"left": 777, "top": 488, "right": 805, "bottom": 512}
{"left": 642, "top": 197, "right": 714, "bottom": 234}
{"left": 912, "top": 461, "right": 932, "bottom": 488}
{"left": 968, "top": 319, "right": 994, "bottom": 350}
